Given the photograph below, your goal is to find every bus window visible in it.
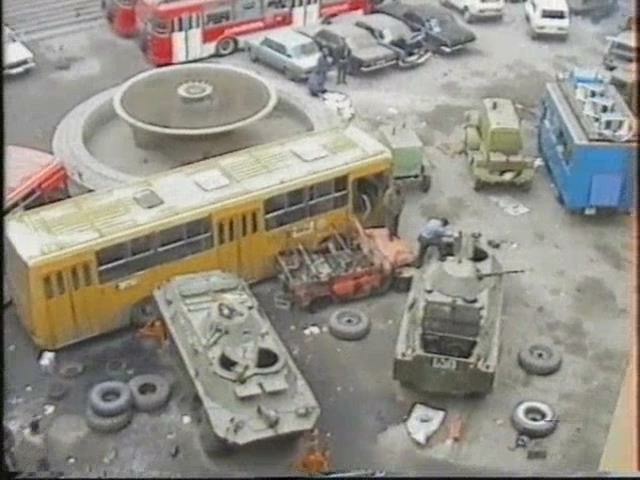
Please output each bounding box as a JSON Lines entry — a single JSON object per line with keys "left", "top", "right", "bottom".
{"left": 353, "top": 174, "right": 386, "bottom": 216}
{"left": 218, "top": 221, "right": 226, "bottom": 245}
{"left": 82, "top": 263, "right": 93, "bottom": 286}
{"left": 56, "top": 272, "right": 65, "bottom": 295}
{"left": 71, "top": 267, "right": 81, "bottom": 290}
{"left": 43, "top": 276, "right": 54, "bottom": 299}
{"left": 228, "top": 219, "right": 235, "bottom": 242}
{"left": 97, "top": 243, "right": 127, "bottom": 266}
{"left": 131, "top": 235, "right": 153, "bottom": 256}
{"left": 241, "top": 215, "right": 248, "bottom": 237}
{"left": 158, "top": 225, "right": 184, "bottom": 248}
{"left": 251, "top": 212, "right": 258, "bottom": 233}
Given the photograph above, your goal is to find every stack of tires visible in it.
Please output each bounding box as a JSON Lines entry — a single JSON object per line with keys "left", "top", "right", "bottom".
{"left": 86, "top": 375, "right": 171, "bottom": 434}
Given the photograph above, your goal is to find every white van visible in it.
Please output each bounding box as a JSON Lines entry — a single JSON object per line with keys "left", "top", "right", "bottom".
{"left": 3, "top": 26, "right": 35, "bottom": 75}
{"left": 524, "top": 0, "right": 570, "bottom": 40}
{"left": 440, "top": 0, "right": 505, "bottom": 24}
{"left": 603, "top": 31, "right": 637, "bottom": 72}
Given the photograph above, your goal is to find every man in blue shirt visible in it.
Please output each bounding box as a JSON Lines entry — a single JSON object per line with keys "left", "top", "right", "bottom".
{"left": 417, "top": 217, "right": 455, "bottom": 266}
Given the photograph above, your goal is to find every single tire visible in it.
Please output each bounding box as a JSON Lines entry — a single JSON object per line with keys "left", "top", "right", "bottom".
{"left": 58, "top": 361, "right": 84, "bottom": 379}
{"left": 216, "top": 37, "right": 237, "bottom": 56}
{"left": 518, "top": 343, "right": 562, "bottom": 376}
{"left": 105, "top": 358, "right": 128, "bottom": 381}
{"left": 88, "top": 381, "right": 133, "bottom": 417}
{"left": 329, "top": 308, "right": 371, "bottom": 341}
{"left": 85, "top": 407, "right": 132, "bottom": 434}
{"left": 511, "top": 400, "right": 557, "bottom": 438}
{"left": 128, "top": 374, "right": 171, "bottom": 412}
{"left": 47, "top": 381, "right": 70, "bottom": 401}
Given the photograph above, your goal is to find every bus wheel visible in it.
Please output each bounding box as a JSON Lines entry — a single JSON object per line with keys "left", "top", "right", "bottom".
{"left": 216, "top": 38, "right": 237, "bottom": 57}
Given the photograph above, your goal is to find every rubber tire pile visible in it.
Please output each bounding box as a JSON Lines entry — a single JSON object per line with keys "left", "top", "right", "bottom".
{"left": 86, "top": 374, "right": 172, "bottom": 434}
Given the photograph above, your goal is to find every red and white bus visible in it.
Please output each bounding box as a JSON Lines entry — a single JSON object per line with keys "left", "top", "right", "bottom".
{"left": 136, "top": 0, "right": 374, "bottom": 66}
{"left": 103, "top": 0, "right": 140, "bottom": 38}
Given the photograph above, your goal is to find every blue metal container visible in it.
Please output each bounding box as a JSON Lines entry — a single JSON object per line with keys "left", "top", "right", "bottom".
{"left": 538, "top": 69, "right": 637, "bottom": 214}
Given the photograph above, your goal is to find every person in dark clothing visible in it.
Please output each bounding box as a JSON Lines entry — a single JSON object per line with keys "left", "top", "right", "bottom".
{"left": 382, "top": 182, "right": 405, "bottom": 239}
{"left": 336, "top": 43, "right": 350, "bottom": 85}
{"left": 416, "top": 217, "right": 456, "bottom": 266}
{"left": 308, "top": 49, "right": 332, "bottom": 97}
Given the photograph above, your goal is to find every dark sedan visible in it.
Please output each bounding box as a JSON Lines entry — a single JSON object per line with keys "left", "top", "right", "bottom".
{"left": 375, "top": 1, "right": 477, "bottom": 54}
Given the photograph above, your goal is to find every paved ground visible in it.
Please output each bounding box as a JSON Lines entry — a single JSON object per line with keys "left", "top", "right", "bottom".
{"left": 3, "top": 1, "right": 635, "bottom": 477}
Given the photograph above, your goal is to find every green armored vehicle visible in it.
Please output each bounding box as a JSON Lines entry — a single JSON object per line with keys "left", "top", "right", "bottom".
{"left": 393, "top": 233, "right": 521, "bottom": 396}
{"left": 153, "top": 271, "right": 320, "bottom": 453}
{"left": 463, "top": 98, "right": 535, "bottom": 191}
{"left": 379, "top": 124, "right": 432, "bottom": 192}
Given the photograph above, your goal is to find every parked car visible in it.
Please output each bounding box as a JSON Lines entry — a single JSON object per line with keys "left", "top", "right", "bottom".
{"left": 353, "top": 13, "right": 431, "bottom": 66}
{"left": 307, "top": 23, "right": 399, "bottom": 74}
{"left": 374, "top": 1, "right": 477, "bottom": 53}
{"left": 3, "top": 26, "right": 35, "bottom": 76}
{"left": 245, "top": 30, "right": 322, "bottom": 81}
{"left": 603, "top": 30, "right": 637, "bottom": 72}
{"left": 524, "top": 0, "right": 570, "bottom": 39}
{"left": 439, "top": 0, "right": 505, "bottom": 23}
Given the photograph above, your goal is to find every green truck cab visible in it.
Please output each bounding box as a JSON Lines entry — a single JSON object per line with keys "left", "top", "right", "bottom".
{"left": 379, "top": 124, "right": 432, "bottom": 192}
{"left": 463, "top": 98, "right": 535, "bottom": 191}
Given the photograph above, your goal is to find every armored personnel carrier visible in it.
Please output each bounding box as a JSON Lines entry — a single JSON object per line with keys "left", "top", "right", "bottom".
{"left": 393, "top": 233, "right": 521, "bottom": 395}
{"left": 463, "top": 98, "right": 535, "bottom": 191}
{"left": 153, "top": 271, "right": 320, "bottom": 451}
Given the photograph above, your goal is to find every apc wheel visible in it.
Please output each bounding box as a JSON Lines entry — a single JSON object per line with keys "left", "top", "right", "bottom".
{"left": 216, "top": 37, "right": 237, "bottom": 57}
{"left": 329, "top": 309, "right": 371, "bottom": 341}
{"left": 88, "top": 381, "right": 133, "bottom": 417}
{"left": 128, "top": 374, "right": 171, "bottom": 412}
{"left": 511, "top": 401, "right": 557, "bottom": 438}
{"left": 420, "top": 173, "right": 432, "bottom": 193}
{"left": 85, "top": 407, "right": 132, "bottom": 434}
{"left": 518, "top": 343, "right": 562, "bottom": 376}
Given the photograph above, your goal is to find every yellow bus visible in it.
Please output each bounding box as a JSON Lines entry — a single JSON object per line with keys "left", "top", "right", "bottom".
{"left": 5, "top": 126, "right": 393, "bottom": 350}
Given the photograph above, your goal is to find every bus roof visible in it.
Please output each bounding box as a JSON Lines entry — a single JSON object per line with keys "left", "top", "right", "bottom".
{"left": 6, "top": 126, "right": 389, "bottom": 263}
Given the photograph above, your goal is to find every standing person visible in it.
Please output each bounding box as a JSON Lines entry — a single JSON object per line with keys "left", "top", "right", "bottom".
{"left": 382, "top": 182, "right": 405, "bottom": 240}
{"left": 416, "top": 217, "right": 456, "bottom": 266}
{"left": 307, "top": 49, "right": 332, "bottom": 97}
{"left": 336, "top": 41, "right": 350, "bottom": 85}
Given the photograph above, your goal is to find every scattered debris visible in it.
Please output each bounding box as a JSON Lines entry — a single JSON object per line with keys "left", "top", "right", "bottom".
{"left": 44, "top": 404, "right": 56, "bottom": 415}
{"left": 508, "top": 433, "right": 531, "bottom": 451}
{"left": 303, "top": 325, "right": 322, "bottom": 336}
{"left": 66, "top": 456, "right": 76, "bottom": 465}
{"left": 8, "top": 344, "right": 15, "bottom": 352}
{"left": 489, "top": 195, "right": 531, "bottom": 216}
{"left": 527, "top": 441, "right": 548, "bottom": 460}
{"left": 534, "top": 157, "right": 544, "bottom": 168}
{"left": 447, "top": 414, "right": 463, "bottom": 444}
{"left": 495, "top": 419, "right": 504, "bottom": 426}
{"left": 322, "top": 92, "right": 355, "bottom": 122}
{"left": 58, "top": 361, "right": 84, "bottom": 378}
{"left": 181, "top": 415, "right": 192, "bottom": 425}
{"left": 38, "top": 351, "right": 56, "bottom": 374}
{"left": 103, "top": 447, "right": 118, "bottom": 464}
{"left": 405, "top": 403, "right": 446, "bottom": 446}
{"left": 167, "top": 432, "right": 176, "bottom": 439}
{"left": 25, "top": 385, "right": 32, "bottom": 392}
{"left": 170, "top": 445, "right": 180, "bottom": 458}
{"left": 274, "top": 292, "right": 292, "bottom": 310}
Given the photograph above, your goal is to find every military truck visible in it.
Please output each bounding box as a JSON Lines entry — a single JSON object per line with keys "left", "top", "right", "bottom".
{"left": 393, "top": 233, "right": 521, "bottom": 396}
{"left": 379, "top": 124, "right": 432, "bottom": 192}
{"left": 153, "top": 271, "right": 320, "bottom": 453}
{"left": 463, "top": 98, "right": 535, "bottom": 191}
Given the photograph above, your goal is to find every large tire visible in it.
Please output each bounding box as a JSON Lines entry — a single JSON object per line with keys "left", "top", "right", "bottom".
{"left": 85, "top": 407, "right": 132, "bottom": 434}
{"left": 511, "top": 401, "right": 557, "bottom": 438}
{"left": 216, "top": 37, "right": 237, "bottom": 57}
{"left": 329, "top": 308, "right": 371, "bottom": 341}
{"left": 518, "top": 343, "right": 562, "bottom": 376}
{"left": 420, "top": 173, "right": 432, "bottom": 193}
{"left": 128, "top": 374, "right": 171, "bottom": 412}
{"left": 88, "top": 381, "right": 133, "bottom": 417}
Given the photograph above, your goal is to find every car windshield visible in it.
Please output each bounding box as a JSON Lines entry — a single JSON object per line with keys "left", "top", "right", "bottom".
{"left": 541, "top": 9, "right": 567, "bottom": 19}
{"left": 291, "top": 42, "right": 319, "bottom": 57}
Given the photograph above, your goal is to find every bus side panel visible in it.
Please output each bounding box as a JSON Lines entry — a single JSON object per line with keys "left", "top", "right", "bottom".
{"left": 5, "top": 241, "right": 36, "bottom": 340}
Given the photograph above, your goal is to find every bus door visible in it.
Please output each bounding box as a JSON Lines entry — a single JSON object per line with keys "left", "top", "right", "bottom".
{"left": 41, "top": 270, "right": 80, "bottom": 347}
{"left": 65, "top": 262, "right": 98, "bottom": 337}
{"left": 171, "top": 12, "right": 203, "bottom": 63}
{"left": 215, "top": 215, "right": 240, "bottom": 275}
{"left": 236, "top": 208, "right": 261, "bottom": 281}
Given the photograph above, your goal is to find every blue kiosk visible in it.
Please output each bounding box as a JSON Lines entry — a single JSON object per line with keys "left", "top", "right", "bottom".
{"left": 538, "top": 69, "right": 637, "bottom": 214}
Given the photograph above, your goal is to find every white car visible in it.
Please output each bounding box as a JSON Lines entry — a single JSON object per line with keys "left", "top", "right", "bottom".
{"left": 3, "top": 26, "right": 35, "bottom": 75}
{"left": 524, "top": 0, "right": 570, "bottom": 39}
{"left": 439, "top": 0, "right": 505, "bottom": 23}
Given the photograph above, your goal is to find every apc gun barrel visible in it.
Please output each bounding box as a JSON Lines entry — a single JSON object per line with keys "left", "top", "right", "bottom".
{"left": 477, "top": 269, "right": 525, "bottom": 279}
